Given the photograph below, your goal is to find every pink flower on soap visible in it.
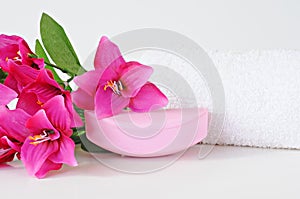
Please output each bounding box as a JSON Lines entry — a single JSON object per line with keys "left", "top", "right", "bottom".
{"left": 21, "top": 95, "right": 77, "bottom": 179}
{"left": 73, "top": 36, "right": 168, "bottom": 119}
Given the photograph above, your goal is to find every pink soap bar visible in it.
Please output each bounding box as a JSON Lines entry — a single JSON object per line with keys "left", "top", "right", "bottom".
{"left": 85, "top": 108, "right": 208, "bottom": 157}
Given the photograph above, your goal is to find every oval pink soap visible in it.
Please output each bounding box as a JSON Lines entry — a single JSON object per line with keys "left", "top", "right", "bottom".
{"left": 85, "top": 108, "right": 208, "bottom": 157}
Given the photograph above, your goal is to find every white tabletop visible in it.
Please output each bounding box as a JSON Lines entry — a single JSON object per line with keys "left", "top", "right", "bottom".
{"left": 2, "top": 145, "right": 299, "bottom": 199}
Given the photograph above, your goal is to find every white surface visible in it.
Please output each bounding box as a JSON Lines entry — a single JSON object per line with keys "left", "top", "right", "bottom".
{"left": 1, "top": 145, "right": 300, "bottom": 198}
{"left": 1, "top": 0, "right": 300, "bottom": 60}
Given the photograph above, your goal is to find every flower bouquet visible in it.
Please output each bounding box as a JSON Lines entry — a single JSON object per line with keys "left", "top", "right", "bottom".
{"left": 0, "top": 13, "right": 208, "bottom": 178}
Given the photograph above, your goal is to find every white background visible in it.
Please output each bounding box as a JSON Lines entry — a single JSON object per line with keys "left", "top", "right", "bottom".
{"left": 1, "top": 0, "right": 300, "bottom": 61}
{"left": 1, "top": 0, "right": 300, "bottom": 198}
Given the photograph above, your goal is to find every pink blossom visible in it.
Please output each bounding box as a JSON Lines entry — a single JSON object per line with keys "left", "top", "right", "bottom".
{"left": 0, "top": 83, "right": 30, "bottom": 163}
{"left": 17, "top": 69, "right": 83, "bottom": 127}
{"left": 0, "top": 83, "right": 17, "bottom": 105}
{"left": 73, "top": 36, "right": 168, "bottom": 119}
{"left": 0, "top": 106, "right": 31, "bottom": 163}
{"left": 4, "top": 61, "right": 41, "bottom": 94}
{"left": 0, "top": 35, "right": 45, "bottom": 94}
{"left": 21, "top": 95, "right": 77, "bottom": 178}
{"left": 0, "top": 35, "right": 22, "bottom": 70}
{"left": 0, "top": 34, "right": 44, "bottom": 71}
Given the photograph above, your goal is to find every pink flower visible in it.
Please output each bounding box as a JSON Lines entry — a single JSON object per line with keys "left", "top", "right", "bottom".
{"left": 0, "top": 35, "right": 45, "bottom": 94}
{"left": 17, "top": 69, "right": 83, "bottom": 127}
{"left": 0, "top": 35, "right": 22, "bottom": 70}
{"left": 0, "top": 106, "right": 31, "bottom": 163}
{"left": 0, "top": 84, "right": 30, "bottom": 163}
{"left": 0, "top": 83, "right": 17, "bottom": 105}
{"left": 21, "top": 95, "right": 77, "bottom": 178}
{"left": 0, "top": 34, "right": 44, "bottom": 71}
{"left": 4, "top": 61, "right": 41, "bottom": 94}
{"left": 73, "top": 36, "right": 168, "bottom": 119}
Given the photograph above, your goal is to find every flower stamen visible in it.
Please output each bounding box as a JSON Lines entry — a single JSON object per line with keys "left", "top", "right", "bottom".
{"left": 29, "top": 130, "right": 54, "bottom": 146}
{"left": 36, "top": 100, "right": 44, "bottom": 106}
{"left": 103, "top": 80, "right": 123, "bottom": 95}
{"left": 12, "top": 56, "right": 21, "bottom": 61}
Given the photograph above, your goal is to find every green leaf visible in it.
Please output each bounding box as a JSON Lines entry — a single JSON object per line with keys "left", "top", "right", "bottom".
{"left": 71, "top": 105, "right": 86, "bottom": 144}
{"left": 80, "top": 133, "right": 110, "bottom": 153}
{"left": 40, "top": 13, "right": 85, "bottom": 76}
{"left": 71, "top": 127, "right": 85, "bottom": 144}
{"left": 35, "top": 39, "right": 50, "bottom": 63}
{"left": 0, "top": 69, "right": 7, "bottom": 84}
{"left": 35, "top": 39, "right": 64, "bottom": 84}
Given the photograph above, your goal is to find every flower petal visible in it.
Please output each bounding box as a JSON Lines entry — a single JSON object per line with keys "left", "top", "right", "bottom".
{"left": 18, "top": 39, "right": 44, "bottom": 69}
{"left": 7, "top": 61, "right": 39, "bottom": 88}
{"left": 0, "top": 84, "right": 17, "bottom": 105}
{"left": 95, "top": 84, "right": 129, "bottom": 119}
{"left": 35, "top": 159, "right": 62, "bottom": 179}
{"left": 64, "top": 92, "right": 83, "bottom": 128}
{"left": 1, "top": 136, "right": 21, "bottom": 152}
{"left": 26, "top": 109, "right": 59, "bottom": 140}
{"left": 35, "top": 69, "right": 60, "bottom": 88}
{"left": 0, "top": 136, "right": 21, "bottom": 162}
{"left": 0, "top": 34, "right": 21, "bottom": 70}
{"left": 42, "top": 96, "right": 72, "bottom": 135}
{"left": 73, "top": 69, "right": 103, "bottom": 96}
{"left": 100, "top": 65, "right": 120, "bottom": 82}
{"left": 0, "top": 106, "right": 31, "bottom": 142}
{"left": 23, "top": 69, "right": 61, "bottom": 103}
{"left": 0, "top": 148, "right": 16, "bottom": 163}
{"left": 70, "top": 111, "right": 83, "bottom": 128}
{"left": 72, "top": 88, "right": 95, "bottom": 110}
{"left": 129, "top": 82, "right": 168, "bottom": 112}
{"left": 3, "top": 75, "right": 19, "bottom": 94}
{"left": 0, "top": 34, "right": 21, "bottom": 49}
{"left": 23, "top": 69, "right": 82, "bottom": 128}
{"left": 119, "top": 62, "right": 153, "bottom": 98}
{"left": 21, "top": 137, "right": 59, "bottom": 177}
{"left": 16, "top": 92, "right": 41, "bottom": 115}
{"left": 94, "top": 36, "right": 125, "bottom": 70}
{"left": 49, "top": 135, "right": 77, "bottom": 167}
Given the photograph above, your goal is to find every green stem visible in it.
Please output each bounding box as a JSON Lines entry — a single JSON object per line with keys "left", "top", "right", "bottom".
{"left": 71, "top": 126, "right": 86, "bottom": 138}
{"left": 44, "top": 61, "right": 72, "bottom": 76}
{"left": 67, "top": 75, "right": 75, "bottom": 83}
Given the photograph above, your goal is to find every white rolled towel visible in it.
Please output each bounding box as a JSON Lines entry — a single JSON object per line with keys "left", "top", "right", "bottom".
{"left": 206, "top": 50, "right": 300, "bottom": 149}
{"left": 139, "top": 49, "right": 300, "bottom": 149}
